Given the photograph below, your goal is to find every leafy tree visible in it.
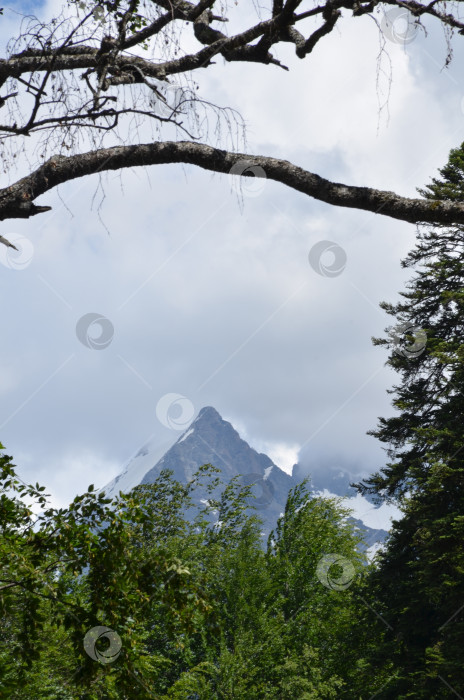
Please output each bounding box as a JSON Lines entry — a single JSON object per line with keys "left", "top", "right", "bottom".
{"left": 261, "top": 482, "right": 366, "bottom": 699}
{"left": 172, "top": 481, "right": 369, "bottom": 699}
{"left": 355, "top": 143, "right": 464, "bottom": 698}
{"left": 0, "top": 1, "right": 464, "bottom": 234}
{"left": 0, "top": 446, "right": 214, "bottom": 698}
{"left": 1, "top": 444, "right": 374, "bottom": 698}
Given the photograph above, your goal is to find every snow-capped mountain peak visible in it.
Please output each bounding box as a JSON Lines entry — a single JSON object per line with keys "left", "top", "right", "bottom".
{"left": 100, "top": 406, "right": 391, "bottom": 550}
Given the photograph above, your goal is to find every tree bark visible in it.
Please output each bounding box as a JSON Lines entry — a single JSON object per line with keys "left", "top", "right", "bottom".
{"left": 1, "top": 141, "right": 463, "bottom": 226}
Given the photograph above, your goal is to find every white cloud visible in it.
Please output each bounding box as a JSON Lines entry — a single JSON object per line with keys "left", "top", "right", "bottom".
{"left": 0, "top": 4, "right": 461, "bottom": 508}
{"left": 262, "top": 442, "right": 300, "bottom": 475}
{"left": 341, "top": 492, "right": 402, "bottom": 531}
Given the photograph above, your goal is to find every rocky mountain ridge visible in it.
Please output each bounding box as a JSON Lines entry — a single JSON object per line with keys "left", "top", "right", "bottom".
{"left": 102, "top": 406, "right": 389, "bottom": 549}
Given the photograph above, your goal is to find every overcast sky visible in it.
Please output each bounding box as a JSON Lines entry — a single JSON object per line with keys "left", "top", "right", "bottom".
{"left": 1, "top": 1, "right": 463, "bottom": 508}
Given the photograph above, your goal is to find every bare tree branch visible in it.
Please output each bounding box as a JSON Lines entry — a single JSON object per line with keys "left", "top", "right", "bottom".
{"left": 1, "top": 141, "right": 463, "bottom": 226}
{"left": 0, "top": 0, "right": 463, "bottom": 236}
{"left": 0, "top": 234, "right": 18, "bottom": 250}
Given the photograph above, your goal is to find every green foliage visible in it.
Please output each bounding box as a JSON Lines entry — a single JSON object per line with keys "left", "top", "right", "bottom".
{"left": 73, "top": 0, "right": 149, "bottom": 37}
{"left": 0, "top": 451, "right": 215, "bottom": 698}
{"left": 355, "top": 144, "right": 464, "bottom": 698}
{"left": 418, "top": 142, "right": 464, "bottom": 202}
{"left": 0, "top": 447, "right": 371, "bottom": 698}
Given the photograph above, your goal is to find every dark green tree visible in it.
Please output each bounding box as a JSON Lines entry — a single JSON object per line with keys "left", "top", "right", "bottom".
{"left": 356, "top": 143, "right": 464, "bottom": 698}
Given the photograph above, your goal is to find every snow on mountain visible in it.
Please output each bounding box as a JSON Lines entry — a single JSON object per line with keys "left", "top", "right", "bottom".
{"left": 100, "top": 406, "right": 392, "bottom": 549}
{"left": 263, "top": 465, "right": 273, "bottom": 481}
{"left": 177, "top": 428, "right": 194, "bottom": 444}
{"left": 100, "top": 439, "right": 175, "bottom": 500}
{"left": 313, "top": 489, "right": 400, "bottom": 534}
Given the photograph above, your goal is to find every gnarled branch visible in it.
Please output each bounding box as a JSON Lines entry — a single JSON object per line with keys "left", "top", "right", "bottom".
{"left": 0, "top": 141, "right": 463, "bottom": 226}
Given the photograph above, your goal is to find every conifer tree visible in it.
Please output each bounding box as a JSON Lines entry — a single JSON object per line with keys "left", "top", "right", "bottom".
{"left": 356, "top": 143, "right": 464, "bottom": 698}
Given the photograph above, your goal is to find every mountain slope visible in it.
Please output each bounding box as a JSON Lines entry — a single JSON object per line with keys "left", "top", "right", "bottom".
{"left": 101, "top": 406, "right": 388, "bottom": 547}
{"left": 140, "top": 406, "right": 295, "bottom": 537}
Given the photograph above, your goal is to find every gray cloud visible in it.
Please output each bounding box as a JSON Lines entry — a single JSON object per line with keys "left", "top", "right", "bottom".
{"left": 0, "top": 4, "right": 462, "bottom": 506}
